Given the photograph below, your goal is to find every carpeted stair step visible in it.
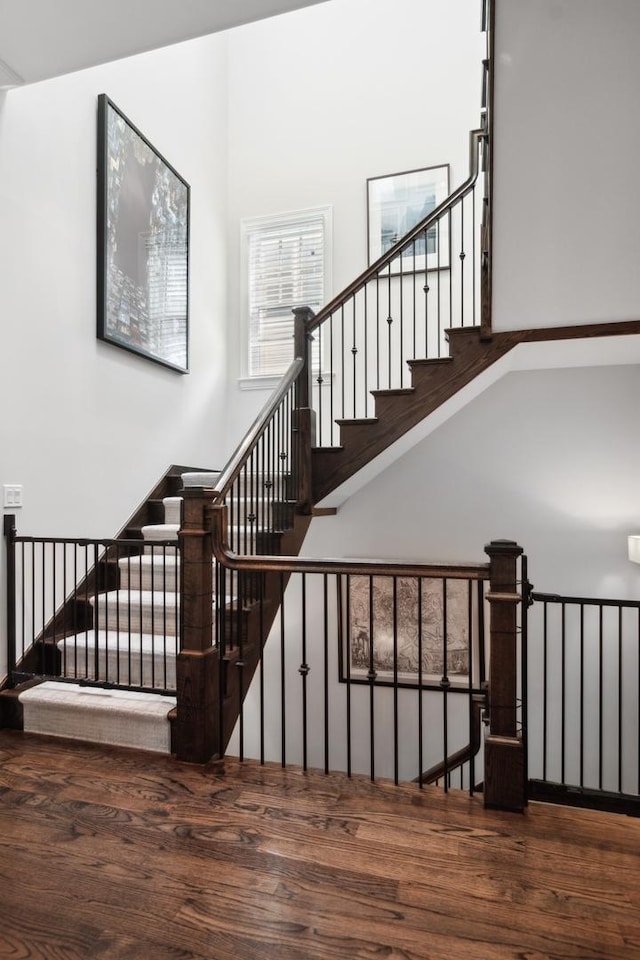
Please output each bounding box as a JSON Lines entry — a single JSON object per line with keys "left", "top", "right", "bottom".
{"left": 57, "top": 630, "right": 177, "bottom": 689}
{"left": 162, "top": 497, "right": 182, "bottom": 525}
{"left": 19, "top": 681, "right": 176, "bottom": 753}
{"left": 181, "top": 471, "right": 220, "bottom": 488}
{"left": 118, "top": 553, "right": 180, "bottom": 592}
{"left": 141, "top": 523, "right": 180, "bottom": 546}
{"left": 90, "top": 590, "right": 179, "bottom": 636}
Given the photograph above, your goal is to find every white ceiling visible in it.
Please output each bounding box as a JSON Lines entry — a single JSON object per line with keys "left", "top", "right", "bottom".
{"left": 0, "top": 0, "right": 330, "bottom": 85}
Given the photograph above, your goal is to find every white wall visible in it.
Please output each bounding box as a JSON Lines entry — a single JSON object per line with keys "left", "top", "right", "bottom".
{"left": 304, "top": 364, "right": 640, "bottom": 598}
{"left": 0, "top": 35, "right": 229, "bottom": 538}
{"left": 224, "top": 0, "right": 485, "bottom": 445}
{"left": 0, "top": 34, "right": 230, "bottom": 671}
{"left": 492, "top": 0, "right": 640, "bottom": 331}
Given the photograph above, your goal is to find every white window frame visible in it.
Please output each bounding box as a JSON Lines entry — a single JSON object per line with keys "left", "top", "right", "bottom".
{"left": 239, "top": 205, "right": 332, "bottom": 389}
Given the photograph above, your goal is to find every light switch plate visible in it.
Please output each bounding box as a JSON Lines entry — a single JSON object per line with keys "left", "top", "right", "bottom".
{"left": 3, "top": 484, "right": 23, "bottom": 508}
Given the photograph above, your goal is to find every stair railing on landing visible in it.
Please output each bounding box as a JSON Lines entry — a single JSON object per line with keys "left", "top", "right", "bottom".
{"left": 206, "top": 505, "right": 527, "bottom": 811}
{"left": 297, "top": 127, "right": 488, "bottom": 447}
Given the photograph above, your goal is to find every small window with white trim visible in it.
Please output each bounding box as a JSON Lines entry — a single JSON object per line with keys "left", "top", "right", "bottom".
{"left": 241, "top": 206, "right": 332, "bottom": 381}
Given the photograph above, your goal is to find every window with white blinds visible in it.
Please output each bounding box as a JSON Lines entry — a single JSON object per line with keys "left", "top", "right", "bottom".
{"left": 242, "top": 207, "right": 332, "bottom": 379}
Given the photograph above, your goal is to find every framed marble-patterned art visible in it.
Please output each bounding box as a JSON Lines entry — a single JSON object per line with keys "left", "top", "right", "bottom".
{"left": 97, "top": 94, "right": 189, "bottom": 373}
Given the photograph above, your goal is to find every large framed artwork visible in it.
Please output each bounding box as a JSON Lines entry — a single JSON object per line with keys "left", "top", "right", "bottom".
{"left": 97, "top": 94, "right": 190, "bottom": 373}
{"left": 339, "top": 575, "right": 473, "bottom": 688}
{"left": 367, "top": 164, "right": 450, "bottom": 273}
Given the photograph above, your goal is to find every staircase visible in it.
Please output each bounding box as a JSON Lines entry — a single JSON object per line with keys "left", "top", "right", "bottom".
{"left": 2, "top": 126, "right": 492, "bottom": 758}
{"left": 1, "top": 461, "right": 312, "bottom": 755}
{"left": 11, "top": 488, "right": 190, "bottom": 752}
{"left": 311, "top": 326, "right": 515, "bottom": 502}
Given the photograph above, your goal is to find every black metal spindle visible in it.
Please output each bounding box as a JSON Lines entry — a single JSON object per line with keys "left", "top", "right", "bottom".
{"left": 437, "top": 219, "right": 442, "bottom": 357}
{"left": 217, "top": 558, "right": 227, "bottom": 757}
{"left": 3, "top": 516, "right": 16, "bottom": 682}
{"left": 599, "top": 605, "right": 604, "bottom": 790}
{"left": 579, "top": 603, "right": 585, "bottom": 787}
{"left": 618, "top": 606, "right": 623, "bottom": 794}
{"left": 237, "top": 562, "right": 245, "bottom": 763}
{"left": 329, "top": 313, "right": 334, "bottom": 445}
{"left": 280, "top": 572, "right": 286, "bottom": 767}
{"left": 93, "top": 542, "right": 99, "bottom": 682}
{"left": 300, "top": 574, "right": 309, "bottom": 772}
{"left": 399, "top": 250, "right": 404, "bottom": 387}
{"left": 472, "top": 184, "right": 477, "bottom": 326}
{"left": 323, "top": 574, "right": 329, "bottom": 775}
{"left": 20, "top": 539, "right": 26, "bottom": 670}
{"left": 460, "top": 199, "right": 465, "bottom": 328}
{"left": 259, "top": 572, "right": 265, "bottom": 765}
{"left": 376, "top": 274, "right": 381, "bottom": 391}
{"left": 363, "top": 287, "right": 369, "bottom": 418}
{"left": 448, "top": 208, "right": 453, "bottom": 333}
{"left": 417, "top": 577, "right": 423, "bottom": 788}
{"left": 340, "top": 304, "right": 345, "bottom": 421}
{"left": 637, "top": 608, "right": 640, "bottom": 796}
{"left": 542, "top": 600, "right": 548, "bottom": 782}
{"left": 351, "top": 295, "right": 357, "bottom": 419}
{"left": 467, "top": 577, "right": 475, "bottom": 796}
{"left": 368, "top": 574, "right": 375, "bottom": 782}
{"left": 441, "top": 579, "right": 449, "bottom": 792}
{"left": 346, "top": 574, "right": 352, "bottom": 777}
{"left": 387, "top": 272, "right": 393, "bottom": 389}
{"left": 72, "top": 542, "right": 78, "bottom": 680}
{"left": 316, "top": 324, "right": 324, "bottom": 446}
{"left": 424, "top": 239, "right": 430, "bottom": 359}
{"left": 393, "top": 577, "right": 399, "bottom": 786}
{"left": 561, "top": 601, "right": 566, "bottom": 784}
{"left": 412, "top": 239, "right": 417, "bottom": 357}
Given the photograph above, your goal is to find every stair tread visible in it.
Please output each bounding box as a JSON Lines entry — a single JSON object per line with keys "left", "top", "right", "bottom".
{"left": 335, "top": 417, "right": 379, "bottom": 427}
{"left": 20, "top": 680, "right": 176, "bottom": 709}
{"left": 370, "top": 387, "right": 416, "bottom": 397}
{"left": 57, "top": 629, "right": 179, "bottom": 650}
{"left": 141, "top": 524, "right": 180, "bottom": 538}
{"left": 90, "top": 590, "right": 179, "bottom": 605}
{"left": 407, "top": 357, "right": 454, "bottom": 366}
{"left": 88, "top": 590, "right": 236, "bottom": 607}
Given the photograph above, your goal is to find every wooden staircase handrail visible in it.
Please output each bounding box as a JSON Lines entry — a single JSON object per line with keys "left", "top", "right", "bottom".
{"left": 212, "top": 357, "right": 304, "bottom": 500}
{"left": 305, "top": 127, "right": 486, "bottom": 334}
{"left": 415, "top": 694, "right": 485, "bottom": 786}
{"left": 207, "top": 503, "right": 488, "bottom": 580}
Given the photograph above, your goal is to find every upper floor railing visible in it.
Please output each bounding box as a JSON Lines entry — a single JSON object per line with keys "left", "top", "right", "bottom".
{"left": 295, "top": 127, "right": 489, "bottom": 447}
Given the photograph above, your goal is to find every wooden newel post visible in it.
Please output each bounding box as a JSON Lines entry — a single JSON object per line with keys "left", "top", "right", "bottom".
{"left": 292, "top": 306, "right": 316, "bottom": 515}
{"left": 175, "top": 487, "right": 218, "bottom": 763}
{"left": 484, "top": 539, "right": 526, "bottom": 811}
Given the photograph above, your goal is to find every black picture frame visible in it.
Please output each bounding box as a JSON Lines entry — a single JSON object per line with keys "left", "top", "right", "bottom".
{"left": 338, "top": 574, "right": 474, "bottom": 690}
{"left": 367, "top": 163, "right": 450, "bottom": 273}
{"left": 97, "top": 94, "right": 190, "bottom": 373}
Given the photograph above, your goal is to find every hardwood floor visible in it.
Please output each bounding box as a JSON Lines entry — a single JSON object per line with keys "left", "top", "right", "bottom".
{"left": 0, "top": 731, "right": 639, "bottom": 959}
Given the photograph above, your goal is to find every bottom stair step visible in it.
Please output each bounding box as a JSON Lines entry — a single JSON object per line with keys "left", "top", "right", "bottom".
{"left": 19, "top": 681, "right": 176, "bottom": 754}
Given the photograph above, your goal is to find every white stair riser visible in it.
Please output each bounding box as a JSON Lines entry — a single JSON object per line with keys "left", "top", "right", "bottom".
{"left": 119, "top": 556, "right": 180, "bottom": 592}
{"left": 163, "top": 497, "right": 182, "bottom": 525}
{"left": 90, "top": 592, "right": 179, "bottom": 637}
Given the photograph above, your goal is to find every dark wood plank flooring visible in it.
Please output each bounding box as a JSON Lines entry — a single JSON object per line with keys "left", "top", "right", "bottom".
{"left": 0, "top": 730, "right": 639, "bottom": 959}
